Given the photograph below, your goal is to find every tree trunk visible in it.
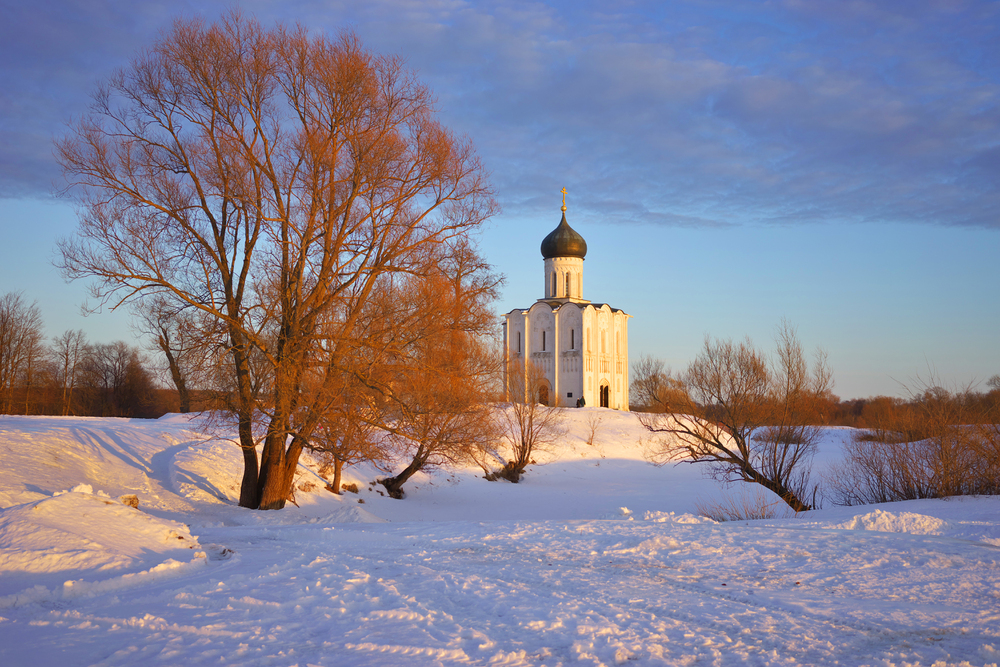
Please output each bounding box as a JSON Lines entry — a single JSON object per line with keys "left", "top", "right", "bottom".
{"left": 332, "top": 457, "right": 344, "bottom": 494}
{"left": 379, "top": 450, "right": 428, "bottom": 499}
{"left": 159, "top": 338, "right": 191, "bottom": 413}
{"left": 277, "top": 435, "right": 306, "bottom": 504}
{"left": 257, "top": 429, "right": 288, "bottom": 510}
{"left": 256, "top": 430, "right": 306, "bottom": 510}
{"left": 237, "top": 416, "right": 259, "bottom": 509}
{"left": 239, "top": 445, "right": 260, "bottom": 508}
{"left": 230, "top": 329, "right": 261, "bottom": 509}
{"left": 62, "top": 383, "right": 73, "bottom": 416}
{"left": 740, "top": 462, "right": 811, "bottom": 512}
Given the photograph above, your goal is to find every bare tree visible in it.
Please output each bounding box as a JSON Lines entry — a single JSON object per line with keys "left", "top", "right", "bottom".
{"left": 53, "top": 329, "right": 89, "bottom": 415}
{"left": 584, "top": 410, "right": 604, "bottom": 449}
{"left": 18, "top": 324, "right": 47, "bottom": 415}
{"left": 309, "top": 331, "right": 395, "bottom": 495}
{"left": 487, "top": 360, "right": 564, "bottom": 483}
{"left": 630, "top": 355, "right": 686, "bottom": 412}
{"left": 377, "top": 242, "right": 503, "bottom": 498}
{"left": 56, "top": 13, "right": 496, "bottom": 509}
{"left": 78, "top": 341, "right": 157, "bottom": 417}
{"left": 133, "top": 298, "right": 219, "bottom": 413}
{"left": 0, "top": 292, "right": 45, "bottom": 414}
{"left": 636, "top": 322, "right": 832, "bottom": 512}
{"left": 314, "top": 403, "right": 388, "bottom": 495}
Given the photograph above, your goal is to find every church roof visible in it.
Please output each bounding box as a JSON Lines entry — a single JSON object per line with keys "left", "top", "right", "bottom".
{"left": 540, "top": 211, "right": 587, "bottom": 260}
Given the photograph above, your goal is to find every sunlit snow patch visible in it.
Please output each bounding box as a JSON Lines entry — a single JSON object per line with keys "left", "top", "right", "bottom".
{"left": 836, "top": 509, "right": 948, "bottom": 535}
{"left": 0, "top": 487, "right": 207, "bottom": 606}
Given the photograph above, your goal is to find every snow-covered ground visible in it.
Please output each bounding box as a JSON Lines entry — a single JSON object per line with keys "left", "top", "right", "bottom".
{"left": 1, "top": 409, "right": 998, "bottom": 666}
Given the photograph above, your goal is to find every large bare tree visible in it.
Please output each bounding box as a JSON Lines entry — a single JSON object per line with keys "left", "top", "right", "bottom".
{"left": 635, "top": 322, "right": 832, "bottom": 512}
{"left": 56, "top": 13, "right": 496, "bottom": 509}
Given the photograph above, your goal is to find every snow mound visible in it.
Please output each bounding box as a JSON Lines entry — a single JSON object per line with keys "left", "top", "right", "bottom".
{"left": 0, "top": 489, "right": 205, "bottom": 603}
{"left": 836, "top": 509, "right": 949, "bottom": 535}
{"left": 643, "top": 510, "right": 716, "bottom": 524}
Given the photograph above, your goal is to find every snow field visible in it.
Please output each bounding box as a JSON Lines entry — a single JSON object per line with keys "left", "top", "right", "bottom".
{"left": 0, "top": 411, "right": 998, "bottom": 665}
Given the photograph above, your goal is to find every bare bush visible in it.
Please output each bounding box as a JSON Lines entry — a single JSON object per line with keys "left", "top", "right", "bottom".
{"left": 584, "top": 410, "right": 604, "bottom": 448}
{"left": 695, "top": 487, "right": 785, "bottom": 522}
{"left": 829, "top": 380, "right": 1000, "bottom": 505}
{"left": 636, "top": 321, "right": 831, "bottom": 512}
{"left": 484, "top": 361, "right": 564, "bottom": 483}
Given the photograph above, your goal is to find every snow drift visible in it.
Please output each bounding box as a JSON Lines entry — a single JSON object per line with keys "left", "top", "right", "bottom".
{"left": 0, "top": 410, "right": 998, "bottom": 666}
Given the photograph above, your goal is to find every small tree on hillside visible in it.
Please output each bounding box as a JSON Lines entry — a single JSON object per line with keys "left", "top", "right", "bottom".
{"left": 485, "top": 361, "right": 564, "bottom": 483}
{"left": 635, "top": 322, "right": 832, "bottom": 512}
{"left": 309, "top": 346, "right": 395, "bottom": 494}
{"left": 377, "top": 242, "right": 502, "bottom": 498}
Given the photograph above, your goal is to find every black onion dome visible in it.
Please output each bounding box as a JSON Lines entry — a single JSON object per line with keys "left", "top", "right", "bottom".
{"left": 540, "top": 212, "right": 587, "bottom": 259}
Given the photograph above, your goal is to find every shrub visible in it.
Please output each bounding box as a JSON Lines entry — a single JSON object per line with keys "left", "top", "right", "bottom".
{"left": 695, "top": 488, "right": 786, "bottom": 522}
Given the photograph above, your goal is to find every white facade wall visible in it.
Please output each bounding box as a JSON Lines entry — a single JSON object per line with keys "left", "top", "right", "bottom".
{"left": 504, "top": 301, "right": 629, "bottom": 409}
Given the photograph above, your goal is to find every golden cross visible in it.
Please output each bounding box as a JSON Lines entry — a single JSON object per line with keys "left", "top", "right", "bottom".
{"left": 561, "top": 187, "right": 567, "bottom": 209}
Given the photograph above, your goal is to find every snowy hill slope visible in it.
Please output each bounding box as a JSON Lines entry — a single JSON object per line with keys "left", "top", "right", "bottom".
{"left": 1, "top": 410, "right": 999, "bottom": 666}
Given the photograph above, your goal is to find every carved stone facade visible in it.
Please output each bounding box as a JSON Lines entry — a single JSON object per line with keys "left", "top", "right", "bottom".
{"left": 503, "top": 200, "right": 630, "bottom": 409}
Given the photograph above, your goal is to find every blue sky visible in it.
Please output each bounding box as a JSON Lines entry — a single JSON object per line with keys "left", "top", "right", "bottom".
{"left": 1, "top": 0, "right": 998, "bottom": 399}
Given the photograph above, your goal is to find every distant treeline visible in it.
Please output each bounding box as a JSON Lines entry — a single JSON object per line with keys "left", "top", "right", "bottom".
{"left": 819, "top": 386, "right": 1000, "bottom": 429}
{"left": 0, "top": 291, "right": 220, "bottom": 419}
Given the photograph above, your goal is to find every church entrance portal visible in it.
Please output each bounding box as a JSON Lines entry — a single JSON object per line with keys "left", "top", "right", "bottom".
{"left": 599, "top": 383, "right": 610, "bottom": 408}
{"left": 537, "top": 383, "right": 550, "bottom": 406}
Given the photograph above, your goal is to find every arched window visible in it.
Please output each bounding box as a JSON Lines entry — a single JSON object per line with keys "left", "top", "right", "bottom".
{"left": 542, "top": 330, "right": 546, "bottom": 351}
{"left": 570, "top": 328, "right": 575, "bottom": 350}
{"left": 565, "top": 272, "right": 571, "bottom": 297}
{"left": 550, "top": 272, "right": 556, "bottom": 297}
{"left": 517, "top": 331, "right": 521, "bottom": 353}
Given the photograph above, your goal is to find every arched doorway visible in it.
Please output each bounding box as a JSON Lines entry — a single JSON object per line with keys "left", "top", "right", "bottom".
{"left": 599, "top": 382, "right": 610, "bottom": 408}
{"left": 537, "top": 383, "right": 550, "bottom": 406}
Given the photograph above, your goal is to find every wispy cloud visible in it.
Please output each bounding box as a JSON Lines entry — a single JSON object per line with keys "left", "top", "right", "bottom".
{"left": 3, "top": 0, "right": 998, "bottom": 228}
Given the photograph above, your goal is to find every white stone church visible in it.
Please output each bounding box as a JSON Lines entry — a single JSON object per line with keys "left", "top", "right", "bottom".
{"left": 503, "top": 194, "right": 631, "bottom": 409}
